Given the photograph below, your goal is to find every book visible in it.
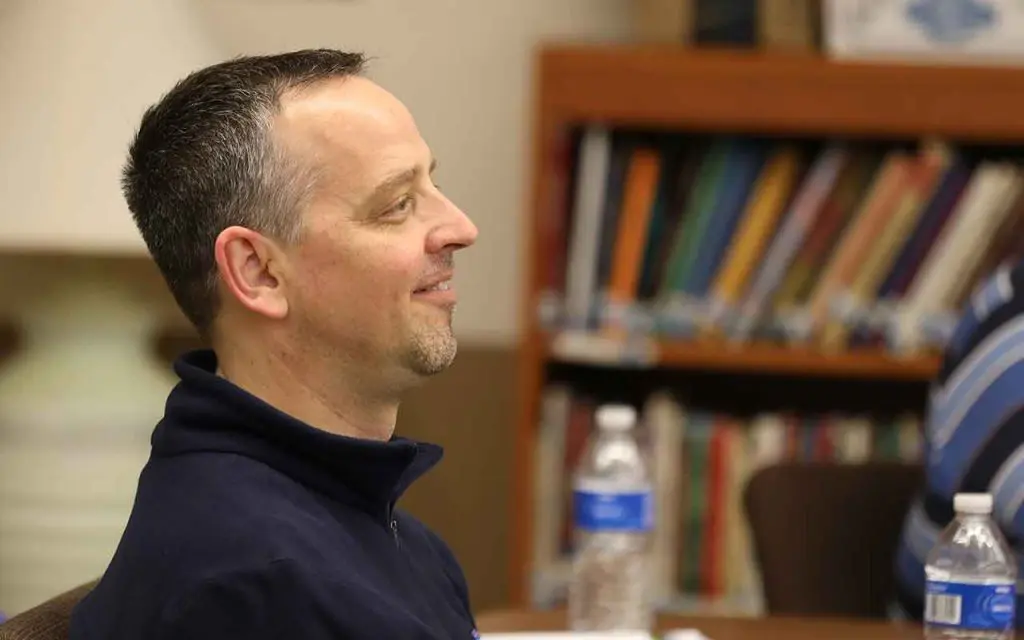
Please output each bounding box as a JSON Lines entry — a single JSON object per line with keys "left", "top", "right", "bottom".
{"left": 549, "top": 126, "right": 1023, "bottom": 356}
{"left": 528, "top": 385, "right": 922, "bottom": 611}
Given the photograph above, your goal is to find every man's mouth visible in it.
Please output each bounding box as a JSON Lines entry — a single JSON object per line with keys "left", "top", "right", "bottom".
{"left": 414, "top": 279, "right": 452, "bottom": 294}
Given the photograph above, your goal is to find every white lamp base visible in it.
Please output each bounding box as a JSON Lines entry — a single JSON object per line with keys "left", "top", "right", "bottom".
{"left": 0, "top": 258, "right": 178, "bottom": 615}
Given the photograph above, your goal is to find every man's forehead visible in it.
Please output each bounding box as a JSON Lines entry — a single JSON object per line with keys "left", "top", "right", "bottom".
{"left": 277, "top": 76, "right": 421, "bottom": 161}
{"left": 274, "top": 76, "right": 429, "bottom": 205}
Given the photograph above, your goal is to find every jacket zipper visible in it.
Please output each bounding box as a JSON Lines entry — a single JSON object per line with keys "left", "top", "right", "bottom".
{"left": 386, "top": 505, "right": 400, "bottom": 549}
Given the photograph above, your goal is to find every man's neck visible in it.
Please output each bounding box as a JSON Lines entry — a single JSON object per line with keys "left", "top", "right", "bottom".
{"left": 214, "top": 344, "right": 399, "bottom": 442}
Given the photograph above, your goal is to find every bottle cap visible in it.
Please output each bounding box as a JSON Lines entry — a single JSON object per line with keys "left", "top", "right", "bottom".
{"left": 595, "top": 404, "right": 637, "bottom": 432}
{"left": 954, "top": 493, "right": 993, "bottom": 515}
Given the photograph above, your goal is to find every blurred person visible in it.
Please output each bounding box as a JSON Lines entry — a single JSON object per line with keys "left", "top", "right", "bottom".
{"left": 69, "top": 49, "right": 480, "bottom": 639}
{"left": 893, "top": 259, "right": 1024, "bottom": 625}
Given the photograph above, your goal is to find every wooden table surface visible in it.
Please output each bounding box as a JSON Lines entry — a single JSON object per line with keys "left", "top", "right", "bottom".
{"left": 475, "top": 609, "right": 923, "bottom": 639}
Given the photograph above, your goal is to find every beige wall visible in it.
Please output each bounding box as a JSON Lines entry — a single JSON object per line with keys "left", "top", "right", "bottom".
{"left": 1, "top": 0, "right": 634, "bottom": 343}
{"left": 196, "top": 0, "right": 633, "bottom": 346}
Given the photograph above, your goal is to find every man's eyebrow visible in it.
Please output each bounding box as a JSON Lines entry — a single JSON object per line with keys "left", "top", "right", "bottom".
{"left": 364, "top": 158, "right": 438, "bottom": 207}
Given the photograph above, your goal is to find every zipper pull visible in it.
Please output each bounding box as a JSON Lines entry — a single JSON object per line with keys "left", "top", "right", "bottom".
{"left": 390, "top": 518, "right": 399, "bottom": 546}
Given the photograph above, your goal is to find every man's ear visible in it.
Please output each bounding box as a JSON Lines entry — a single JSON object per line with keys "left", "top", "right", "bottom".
{"left": 213, "top": 226, "right": 290, "bottom": 321}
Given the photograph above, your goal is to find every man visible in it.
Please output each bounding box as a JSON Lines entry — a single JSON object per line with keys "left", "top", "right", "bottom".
{"left": 893, "top": 259, "right": 1024, "bottom": 624}
{"left": 69, "top": 49, "right": 480, "bottom": 639}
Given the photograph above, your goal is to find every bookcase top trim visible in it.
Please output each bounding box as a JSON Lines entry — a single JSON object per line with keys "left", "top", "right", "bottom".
{"left": 539, "top": 45, "right": 1024, "bottom": 142}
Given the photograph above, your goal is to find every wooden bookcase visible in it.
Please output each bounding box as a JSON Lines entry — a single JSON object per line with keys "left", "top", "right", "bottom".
{"left": 510, "top": 43, "right": 1024, "bottom": 607}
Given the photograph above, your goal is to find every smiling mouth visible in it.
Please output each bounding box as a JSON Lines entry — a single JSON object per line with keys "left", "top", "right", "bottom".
{"left": 414, "top": 280, "right": 452, "bottom": 294}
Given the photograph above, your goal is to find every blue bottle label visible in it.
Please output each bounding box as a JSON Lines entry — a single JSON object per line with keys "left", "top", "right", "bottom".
{"left": 925, "top": 579, "right": 1016, "bottom": 630}
{"left": 572, "top": 484, "right": 653, "bottom": 532}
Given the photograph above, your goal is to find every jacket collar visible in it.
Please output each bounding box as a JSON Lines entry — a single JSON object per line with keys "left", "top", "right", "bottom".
{"left": 150, "top": 349, "right": 443, "bottom": 522}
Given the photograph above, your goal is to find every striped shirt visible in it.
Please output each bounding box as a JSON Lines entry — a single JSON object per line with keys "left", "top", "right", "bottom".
{"left": 894, "top": 259, "right": 1024, "bottom": 622}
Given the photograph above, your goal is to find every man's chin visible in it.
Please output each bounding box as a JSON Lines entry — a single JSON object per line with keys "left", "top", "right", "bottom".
{"left": 404, "top": 334, "right": 458, "bottom": 377}
{"left": 419, "top": 345, "right": 458, "bottom": 377}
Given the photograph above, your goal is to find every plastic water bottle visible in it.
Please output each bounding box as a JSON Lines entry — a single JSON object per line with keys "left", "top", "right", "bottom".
{"left": 925, "top": 493, "right": 1016, "bottom": 640}
{"left": 567, "top": 404, "right": 654, "bottom": 632}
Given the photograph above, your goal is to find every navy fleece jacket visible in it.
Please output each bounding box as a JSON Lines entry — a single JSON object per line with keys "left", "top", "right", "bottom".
{"left": 69, "top": 349, "right": 479, "bottom": 640}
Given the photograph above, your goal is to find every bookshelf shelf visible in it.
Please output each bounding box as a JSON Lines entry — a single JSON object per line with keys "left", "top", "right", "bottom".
{"left": 512, "top": 43, "right": 1024, "bottom": 609}
{"left": 539, "top": 44, "right": 1024, "bottom": 141}
{"left": 546, "top": 331, "right": 941, "bottom": 381}
{"left": 655, "top": 340, "right": 940, "bottom": 380}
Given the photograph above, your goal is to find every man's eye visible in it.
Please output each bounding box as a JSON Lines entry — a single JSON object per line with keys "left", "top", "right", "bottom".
{"left": 386, "top": 195, "right": 415, "bottom": 218}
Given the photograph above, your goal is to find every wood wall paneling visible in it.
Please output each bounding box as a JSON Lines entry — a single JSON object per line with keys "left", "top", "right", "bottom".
{"left": 395, "top": 345, "right": 517, "bottom": 612}
{"left": 0, "top": 322, "right": 15, "bottom": 361}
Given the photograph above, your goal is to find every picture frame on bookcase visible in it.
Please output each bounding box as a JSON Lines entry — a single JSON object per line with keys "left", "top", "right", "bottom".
{"left": 824, "top": 0, "right": 1024, "bottom": 64}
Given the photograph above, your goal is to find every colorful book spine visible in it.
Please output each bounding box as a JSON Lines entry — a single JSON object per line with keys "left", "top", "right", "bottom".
{"left": 549, "top": 127, "right": 1024, "bottom": 355}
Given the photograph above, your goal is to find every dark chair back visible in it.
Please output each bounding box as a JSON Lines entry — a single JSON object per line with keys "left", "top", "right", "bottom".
{"left": 743, "top": 461, "right": 922, "bottom": 618}
{"left": 0, "top": 581, "right": 96, "bottom": 640}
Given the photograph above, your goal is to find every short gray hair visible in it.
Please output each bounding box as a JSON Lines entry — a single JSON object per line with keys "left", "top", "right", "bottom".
{"left": 122, "top": 49, "right": 367, "bottom": 338}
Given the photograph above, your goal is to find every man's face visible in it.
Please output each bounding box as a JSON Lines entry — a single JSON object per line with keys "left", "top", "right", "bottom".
{"left": 276, "top": 76, "right": 478, "bottom": 382}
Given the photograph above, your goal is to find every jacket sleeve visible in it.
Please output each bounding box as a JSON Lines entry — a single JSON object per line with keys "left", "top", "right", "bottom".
{"left": 156, "top": 559, "right": 351, "bottom": 640}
